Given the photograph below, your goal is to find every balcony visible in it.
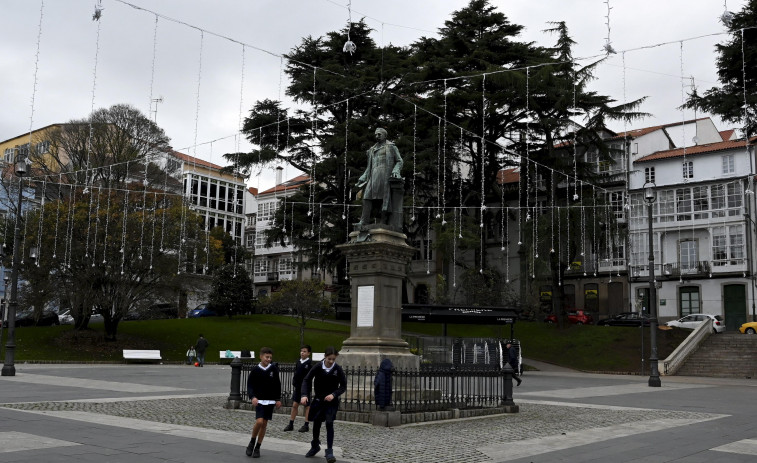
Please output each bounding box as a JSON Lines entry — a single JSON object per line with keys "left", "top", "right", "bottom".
{"left": 267, "top": 272, "right": 279, "bottom": 282}
{"left": 630, "top": 261, "right": 731, "bottom": 280}
{"left": 598, "top": 258, "right": 626, "bottom": 272}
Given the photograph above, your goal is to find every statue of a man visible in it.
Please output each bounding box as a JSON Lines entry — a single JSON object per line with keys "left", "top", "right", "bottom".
{"left": 356, "top": 128, "right": 403, "bottom": 229}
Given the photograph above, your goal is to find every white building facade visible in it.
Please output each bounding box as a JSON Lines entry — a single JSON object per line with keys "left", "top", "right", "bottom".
{"left": 628, "top": 137, "right": 756, "bottom": 330}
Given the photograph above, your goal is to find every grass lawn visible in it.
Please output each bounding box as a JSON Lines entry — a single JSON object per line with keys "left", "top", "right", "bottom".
{"left": 5, "top": 315, "right": 689, "bottom": 372}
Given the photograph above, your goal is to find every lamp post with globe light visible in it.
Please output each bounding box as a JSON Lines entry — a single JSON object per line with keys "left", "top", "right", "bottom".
{"left": 2, "top": 147, "right": 28, "bottom": 377}
{"left": 644, "top": 181, "right": 661, "bottom": 387}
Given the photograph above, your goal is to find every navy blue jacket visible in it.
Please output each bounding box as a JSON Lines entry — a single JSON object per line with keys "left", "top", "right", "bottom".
{"left": 301, "top": 361, "right": 347, "bottom": 401}
{"left": 292, "top": 358, "right": 313, "bottom": 390}
{"left": 373, "top": 358, "right": 393, "bottom": 408}
{"left": 247, "top": 363, "right": 282, "bottom": 401}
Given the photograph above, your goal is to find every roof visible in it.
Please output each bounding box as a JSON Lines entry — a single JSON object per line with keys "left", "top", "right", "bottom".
{"left": 611, "top": 117, "right": 708, "bottom": 140}
{"left": 258, "top": 174, "right": 311, "bottom": 195}
{"left": 170, "top": 151, "right": 225, "bottom": 171}
{"left": 720, "top": 129, "right": 736, "bottom": 141}
{"left": 497, "top": 168, "right": 519, "bottom": 184}
{"left": 635, "top": 138, "right": 753, "bottom": 163}
{"left": 248, "top": 186, "right": 258, "bottom": 195}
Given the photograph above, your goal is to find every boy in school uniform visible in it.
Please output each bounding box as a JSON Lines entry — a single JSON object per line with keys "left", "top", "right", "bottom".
{"left": 300, "top": 346, "right": 347, "bottom": 463}
{"left": 246, "top": 347, "right": 282, "bottom": 458}
{"left": 283, "top": 344, "right": 312, "bottom": 432}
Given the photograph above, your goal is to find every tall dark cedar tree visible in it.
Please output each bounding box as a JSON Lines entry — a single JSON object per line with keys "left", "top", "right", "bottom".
{"left": 228, "top": 1, "right": 646, "bottom": 305}
{"left": 684, "top": 0, "right": 757, "bottom": 138}
{"left": 227, "top": 20, "right": 413, "bottom": 284}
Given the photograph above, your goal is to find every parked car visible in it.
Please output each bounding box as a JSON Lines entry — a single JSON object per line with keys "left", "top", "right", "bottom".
{"left": 665, "top": 314, "right": 725, "bottom": 333}
{"left": 544, "top": 310, "right": 594, "bottom": 325}
{"left": 597, "top": 312, "right": 651, "bottom": 327}
{"left": 58, "top": 309, "right": 74, "bottom": 325}
{"left": 16, "top": 309, "right": 60, "bottom": 327}
{"left": 738, "top": 321, "right": 757, "bottom": 334}
{"left": 187, "top": 303, "right": 217, "bottom": 318}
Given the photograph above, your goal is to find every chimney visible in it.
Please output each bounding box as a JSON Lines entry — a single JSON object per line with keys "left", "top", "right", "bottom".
{"left": 275, "top": 166, "right": 283, "bottom": 185}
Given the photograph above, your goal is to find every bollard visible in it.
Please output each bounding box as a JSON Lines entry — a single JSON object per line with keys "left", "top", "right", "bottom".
{"left": 228, "top": 357, "right": 243, "bottom": 404}
{"left": 502, "top": 363, "right": 514, "bottom": 406}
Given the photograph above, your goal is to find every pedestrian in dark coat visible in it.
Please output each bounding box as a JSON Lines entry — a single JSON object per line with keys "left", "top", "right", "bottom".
{"left": 506, "top": 341, "right": 522, "bottom": 386}
{"left": 195, "top": 334, "right": 209, "bottom": 367}
{"left": 373, "top": 358, "right": 393, "bottom": 409}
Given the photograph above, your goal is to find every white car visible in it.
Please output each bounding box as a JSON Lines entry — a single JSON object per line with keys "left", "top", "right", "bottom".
{"left": 665, "top": 314, "right": 725, "bottom": 333}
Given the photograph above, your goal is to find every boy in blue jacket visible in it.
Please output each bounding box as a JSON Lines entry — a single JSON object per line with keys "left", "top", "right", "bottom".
{"left": 300, "top": 346, "right": 347, "bottom": 463}
{"left": 246, "top": 347, "right": 282, "bottom": 458}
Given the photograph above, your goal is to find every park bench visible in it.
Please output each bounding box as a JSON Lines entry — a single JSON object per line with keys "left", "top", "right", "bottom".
{"left": 123, "top": 349, "right": 161, "bottom": 362}
{"left": 219, "top": 350, "right": 255, "bottom": 361}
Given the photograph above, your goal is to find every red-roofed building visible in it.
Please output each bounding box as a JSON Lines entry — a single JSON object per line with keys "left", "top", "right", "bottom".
{"left": 245, "top": 167, "right": 330, "bottom": 297}
{"left": 166, "top": 150, "right": 248, "bottom": 268}
{"left": 627, "top": 129, "right": 756, "bottom": 330}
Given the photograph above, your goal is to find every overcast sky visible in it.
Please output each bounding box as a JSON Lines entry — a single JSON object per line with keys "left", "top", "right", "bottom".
{"left": 1, "top": 0, "right": 747, "bottom": 191}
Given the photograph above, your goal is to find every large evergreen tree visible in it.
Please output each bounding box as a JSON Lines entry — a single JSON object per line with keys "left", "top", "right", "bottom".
{"left": 684, "top": 0, "right": 757, "bottom": 137}
{"left": 229, "top": 1, "right": 647, "bottom": 305}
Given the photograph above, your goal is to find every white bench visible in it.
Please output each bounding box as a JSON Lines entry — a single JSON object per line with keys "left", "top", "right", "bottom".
{"left": 123, "top": 349, "right": 161, "bottom": 362}
{"left": 312, "top": 352, "right": 324, "bottom": 362}
{"left": 220, "top": 350, "right": 255, "bottom": 359}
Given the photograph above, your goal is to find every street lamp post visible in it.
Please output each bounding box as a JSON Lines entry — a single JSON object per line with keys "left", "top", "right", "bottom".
{"left": 644, "top": 182, "right": 661, "bottom": 387}
{"left": 2, "top": 147, "right": 27, "bottom": 377}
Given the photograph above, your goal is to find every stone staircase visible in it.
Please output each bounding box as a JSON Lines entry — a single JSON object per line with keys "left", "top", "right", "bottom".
{"left": 675, "top": 332, "right": 757, "bottom": 379}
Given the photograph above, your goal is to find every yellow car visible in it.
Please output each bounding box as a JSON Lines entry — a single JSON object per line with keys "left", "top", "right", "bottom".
{"left": 739, "top": 321, "right": 757, "bottom": 334}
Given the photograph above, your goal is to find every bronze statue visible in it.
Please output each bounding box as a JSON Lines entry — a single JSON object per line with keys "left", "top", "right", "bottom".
{"left": 355, "top": 128, "right": 404, "bottom": 231}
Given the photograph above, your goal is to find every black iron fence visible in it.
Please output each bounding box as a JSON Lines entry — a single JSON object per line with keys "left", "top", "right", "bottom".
{"left": 231, "top": 360, "right": 515, "bottom": 414}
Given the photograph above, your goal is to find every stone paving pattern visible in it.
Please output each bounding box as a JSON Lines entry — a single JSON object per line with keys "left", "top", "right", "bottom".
{"left": 2, "top": 397, "right": 721, "bottom": 463}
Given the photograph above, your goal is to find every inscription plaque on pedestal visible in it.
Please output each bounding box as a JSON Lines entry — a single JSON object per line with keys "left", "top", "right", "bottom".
{"left": 357, "top": 285, "right": 374, "bottom": 327}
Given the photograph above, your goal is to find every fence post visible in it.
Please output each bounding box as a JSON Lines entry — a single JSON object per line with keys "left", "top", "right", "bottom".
{"left": 227, "top": 357, "right": 243, "bottom": 408}
{"left": 450, "top": 364, "right": 456, "bottom": 405}
{"left": 501, "top": 363, "right": 518, "bottom": 412}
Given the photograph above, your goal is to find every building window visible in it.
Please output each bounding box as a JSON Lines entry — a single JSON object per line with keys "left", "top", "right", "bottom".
{"left": 679, "top": 240, "right": 697, "bottom": 270}
{"left": 245, "top": 233, "right": 254, "bottom": 248}
{"left": 722, "top": 154, "right": 735, "bottom": 174}
{"left": 644, "top": 167, "right": 655, "bottom": 183}
{"left": 279, "top": 257, "right": 293, "bottom": 274}
{"left": 657, "top": 190, "right": 675, "bottom": 223}
{"left": 679, "top": 286, "right": 700, "bottom": 317}
{"left": 675, "top": 188, "right": 692, "bottom": 221}
{"left": 714, "top": 225, "right": 745, "bottom": 266}
{"left": 258, "top": 201, "right": 276, "bottom": 223}
{"left": 35, "top": 140, "right": 50, "bottom": 155}
{"left": 253, "top": 258, "right": 269, "bottom": 277}
{"left": 3, "top": 148, "right": 13, "bottom": 163}
{"left": 682, "top": 161, "right": 693, "bottom": 179}
{"left": 692, "top": 186, "right": 709, "bottom": 220}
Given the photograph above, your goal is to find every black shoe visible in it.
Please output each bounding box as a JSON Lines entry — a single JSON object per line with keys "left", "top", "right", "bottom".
{"left": 516, "top": 377, "right": 522, "bottom": 386}
{"left": 325, "top": 448, "right": 336, "bottom": 463}
{"left": 252, "top": 446, "right": 260, "bottom": 458}
{"left": 305, "top": 441, "right": 321, "bottom": 457}
{"left": 298, "top": 423, "right": 309, "bottom": 433}
{"left": 245, "top": 442, "right": 255, "bottom": 457}
{"left": 283, "top": 423, "right": 294, "bottom": 432}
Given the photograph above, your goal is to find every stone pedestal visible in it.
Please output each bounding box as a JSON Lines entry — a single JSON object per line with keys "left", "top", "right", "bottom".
{"left": 336, "top": 227, "right": 419, "bottom": 371}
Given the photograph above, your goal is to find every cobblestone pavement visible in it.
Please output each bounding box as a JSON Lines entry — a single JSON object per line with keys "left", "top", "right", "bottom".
{"left": 2, "top": 397, "right": 721, "bottom": 463}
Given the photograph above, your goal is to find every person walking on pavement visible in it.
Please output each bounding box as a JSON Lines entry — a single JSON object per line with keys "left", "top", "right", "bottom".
{"left": 506, "top": 341, "right": 522, "bottom": 386}
{"left": 195, "top": 334, "right": 209, "bottom": 367}
{"left": 283, "top": 344, "right": 313, "bottom": 433}
{"left": 300, "top": 346, "right": 347, "bottom": 463}
{"left": 245, "top": 347, "right": 282, "bottom": 458}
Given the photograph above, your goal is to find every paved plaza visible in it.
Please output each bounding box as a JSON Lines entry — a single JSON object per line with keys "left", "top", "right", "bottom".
{"left": 0, "top": 361, "right": 755, "bottom": 462}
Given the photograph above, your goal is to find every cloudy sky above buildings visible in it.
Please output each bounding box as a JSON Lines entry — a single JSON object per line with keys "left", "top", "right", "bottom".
{"left": 1, "top": 0, "right": 747, "bottom": 190}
